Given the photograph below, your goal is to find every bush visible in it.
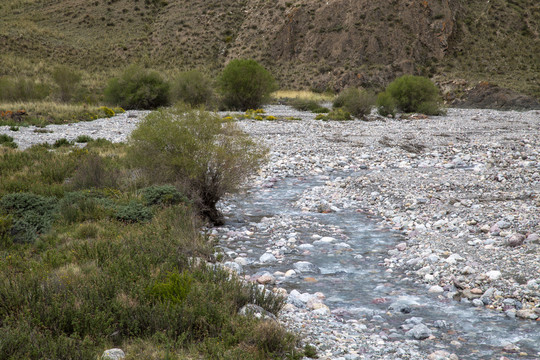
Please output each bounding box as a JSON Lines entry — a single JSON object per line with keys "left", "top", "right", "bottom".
{"left": 104, "top": 65, "right": 170, "bottom": 110}
{"left": 147, "top": 271, "right": 194, "bottom": 304}
{"left": 128, "top": 105, "right": 266, "bottom": 224}
{"left": 385, "top": 75, "right": 443, "bottom": 114}
{"left": 290, "top": 98, "right": 329, "bottom": 113}
{"left": 0, "top": 193, "right": 58, "bottom": 243}
{"left": 315, "top": 108, "right": 352, "bottom": 121}
{"left": 53, "top": 138, "right": 72, "bottom": 148}
{"left": 141, "top": 185, "right": 187, "bottom": 206}
{"left": 218, "top": 59, "right": 276, "bottom": 110}
{"left": 376, "top": 91, "right": 397, "bottom": 116}
{"left": 51, "top": 65, "right": 81, "bottom": 102}
{"left": 0, "top": 134, "right": 17, "bottom": 149}
{"left": 75, "top": 135, "right": 93, "bottom": 143}
{"left": 0, "top": 76, "right": 50, "bottom": 102}
{"left": 115, "top": 201, "right": 153, "bottom": 223}
{"left": 170, "top": 70, "right": 215, "bottom": 108}
{"left": 333, "top": 87, "right": 375, "bottom": 118}
{"left": 69, "top": 154, "right": 119, "bottom": 190}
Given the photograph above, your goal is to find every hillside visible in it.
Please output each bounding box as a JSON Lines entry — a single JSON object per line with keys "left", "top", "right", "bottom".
{"left": 0, "top": 0, "right": 539, "bottom": 99}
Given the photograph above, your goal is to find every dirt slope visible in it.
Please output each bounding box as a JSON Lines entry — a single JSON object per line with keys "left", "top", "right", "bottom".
{"left": 0, "top": 0, "right": 538, "bottom": 98}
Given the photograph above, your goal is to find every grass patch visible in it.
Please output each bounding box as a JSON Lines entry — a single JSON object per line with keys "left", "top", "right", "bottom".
{"left": 0, "top": 102, "right": 116, "bottom": 126}
{"left": 272, "top": 90, "right": 334, "bottom": 103}
{"left": 0, "top": 126, "right": 299, "bottom": 360}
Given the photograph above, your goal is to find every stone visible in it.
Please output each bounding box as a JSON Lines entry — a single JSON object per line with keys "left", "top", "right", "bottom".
{"left": 396, "top": 242, "right": 407, "bottom": 251}
{"left": 101, "top": 349, "right": 125, "bottom": 360}
{"left": 259, "top": 253, "right": 277, "bottom": 264}
{"left": 472, "top": 299, "right": 484, "bottom": 307}
{"left": 516, "top": 309, "right": 539, "bottom": 320}
{"left": 526, "top": 233, "right": 539, "bottom": 243}
{"left": 234, "top": 257, "right": 248, "bottom": 266}
{"left": 297, "top": 243, "right": 314, "bottom": 250}
{"left": 506, "top": 234, "right": 525, "bottom": 247}
{"left": 238, "top": 304, "right": 277, "bottom": 321}
{"left": 222, "top": 261, "right": 242, "bottom": 273}
{"left": 406, "top": 324, "right": 432, "bottom": 340}
{"left": 461, "top": 266, "right": 476, "bottom": 275}
{"left": 256, "top": 274, "right": 275, "bottom": 285}
{"left": 312, "top": 305, "right": 331, "bottom": 316}
{"left": 496, "top": 220, "right": 511, "bottom": 229}
{"left": 485, "top": 270, "right": 502, "bottom": 281}
{"left": 293, "top": 261, "right": 320, "bottom": 274}
{"left": 428, "top": 350, "right": 458, "bottom": 360}
{"left": 428, "top": 285, "right": 444, "bottom": 294}
{"left": 284, "top": 269, "right": 296, "bottom": 277}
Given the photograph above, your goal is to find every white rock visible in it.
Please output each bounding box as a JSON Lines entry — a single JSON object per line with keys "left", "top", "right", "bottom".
{"left": 485, "top": 270, "right": 502, "bottom": 281}
{"left": 428, "top": 285, "right": 444, "bottom": 294}
{"left": 101, "top": 349, "right": 125, "bottom": 360}
{"left": 284, "top": 269, "right": 296, "bottom": 277}
{"left": 259, "top": 253, "right": 277, "bottom": 263}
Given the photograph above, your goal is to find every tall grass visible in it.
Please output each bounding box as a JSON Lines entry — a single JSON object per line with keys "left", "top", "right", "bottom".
{"left": 0, "top": 136, "right": 301, "bottom": 359}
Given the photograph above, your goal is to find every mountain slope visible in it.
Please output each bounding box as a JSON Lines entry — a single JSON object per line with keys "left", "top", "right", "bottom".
{"left": 0, "top": 0, "right": 538, "bottom": 98}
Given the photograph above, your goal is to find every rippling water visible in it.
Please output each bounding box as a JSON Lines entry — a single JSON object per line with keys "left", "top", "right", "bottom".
{"left": 221, "top": 174, "right": 540, "bottom": 360}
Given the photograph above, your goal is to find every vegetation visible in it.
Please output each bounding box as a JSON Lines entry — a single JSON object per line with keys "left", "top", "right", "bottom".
{"left": 332, "top": 87, "right": 375, "bottom": 119}
{"left": 51, "top": 65, "right": 81, "bottom": 103}
{"left": 0, "top": 77, "right": 49, "bottom": 102}
{"left": 0, "top": 102, "right": 118, "bottom": 127}
{"left": 376, "top": 91, "right": 396, "bottom": 117}
{"left": 170, "top": 70, "right": 215, "bottom": 108}
{"left": 219, "top": 59, "right": 277, "bottom": 110}
{"left": 0, "top": 136, "right": 302, "bottom": 359}
{"left": 290, "top": 98, "right": 329, "bottom": 113}
{"left": 128, "top": 105, "right": 267, "bottom": 224}
{"left": 104, "top": 65, "right": 170, "bottom": 110}
{"left": 382, "top": 75, "right": 444, "bottom": 115}
{"left": 315, "top": 108, "right": 352, "bottom": 121}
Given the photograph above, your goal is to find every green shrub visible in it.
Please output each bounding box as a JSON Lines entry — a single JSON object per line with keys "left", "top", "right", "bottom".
{"left": 141, "top": 185, "right": 187, "bottom": 206}
{"left": 104, "top": 65, "right": 170, "bottom": 110}
{"left": 58, "top": 192, "right": 112, "bottom": 224}
{"left": 218, "top": 59, "right": 276, "bottom": 110}
{"left": 0, "top": 134, "right": 17, "bottom": 148}
{"left": 75, "top": 135, "right": 93, "bottom": 143}
{"left": 69, "top": 154, "right": 119, "bottom": 190}
{"left": 128, "top": 105, "right": 267, "bottom": 224}
{"left": 385, "top": 75, "right": 443, "bottom": 114}
{"left": 147, "top": 271, "right": 194, "bottom": 304}
{"left": 51, "top": 65, "right": 81, "bottom": 102}
{"left": 290, "top": 98, "right": 330, "bottom": 113}
{"left": 0, "top": 76, "right": 50, "bottom": 102}
{"left": 115, "top": 201, "right": 153, "bottom": 223}
{"left": 170, "top": 70, "right": 215, "bottom": 107}
{"left": 376, "top": 91, "right": 397, "bottom": 116}
{"left": 315, "top": 108, "right": 352, "bottom": 121}
{"left": 53, "top": 138, "right": 72, "bottom": 148}
{"left": 333, "top": 87, "right": 375, "bottom": 118}
{"left": 0, "top": 193, "right": 58, "bottom": 243}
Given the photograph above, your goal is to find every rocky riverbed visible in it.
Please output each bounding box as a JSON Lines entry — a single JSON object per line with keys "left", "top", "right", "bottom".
{"left": 2, "top": 105, "right": 539, "bottom": 359}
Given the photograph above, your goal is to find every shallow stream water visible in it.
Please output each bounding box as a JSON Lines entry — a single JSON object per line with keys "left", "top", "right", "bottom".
{"left": 220, "top": 174, "right": 539, "bottom": 359}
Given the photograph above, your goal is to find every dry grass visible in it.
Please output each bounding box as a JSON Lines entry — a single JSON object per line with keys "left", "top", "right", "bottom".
{"left": 0, "top": 101, "right": 109, "bottom": 125}
{"left": 272, "top": 90, "right": 335, "bottom": 102}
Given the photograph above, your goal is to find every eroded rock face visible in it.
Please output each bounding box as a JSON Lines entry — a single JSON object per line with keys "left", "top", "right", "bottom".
{"left": 252, "top": 0, "right": 458, "bottom": 90}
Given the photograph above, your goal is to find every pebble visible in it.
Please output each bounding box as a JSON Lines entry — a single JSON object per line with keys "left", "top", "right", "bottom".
{"left": 7, "top": 106, "right": 540, "bottom": 360}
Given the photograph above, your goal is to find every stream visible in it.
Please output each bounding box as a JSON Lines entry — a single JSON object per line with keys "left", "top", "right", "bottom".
{"left": 219, "top": 173, "right": 539, "bottom": 359}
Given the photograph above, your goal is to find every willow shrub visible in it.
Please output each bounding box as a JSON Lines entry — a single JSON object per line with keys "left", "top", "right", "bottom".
{"left": 385, "top": 75, "right": 443, "bottom": 115}
{"left": 333, "top": 87, "right": 375, "bottom": 119}
{"left": 127, "top": 105, "right": 267, "bottom": 224}
{"left": 170, "top": 70, "right": 216, "bottom": 108}
{"left": 104, "top": 65, "right": 170, "bottom": 110}
{"left": 218, "top": 59, "right": 276, "bottom": 110}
